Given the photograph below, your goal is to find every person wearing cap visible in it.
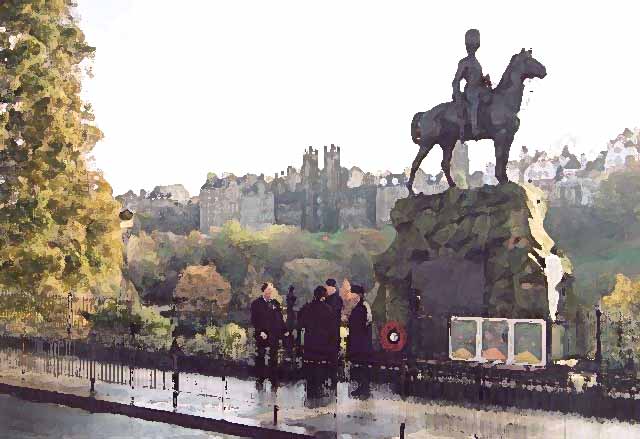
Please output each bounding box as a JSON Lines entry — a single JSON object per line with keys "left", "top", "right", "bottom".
{"left": 298, "top": 286, "right": 337, "bottom": 363}
{"left": 347, "top": 284, "right": 373, "bottom": 363}
{"left": 325, "top": 279, "right": 343, "bottom": 317}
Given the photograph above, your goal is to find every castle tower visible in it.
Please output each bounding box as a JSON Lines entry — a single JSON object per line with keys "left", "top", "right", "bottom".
{"left": 321, "top": 144, "right": 342, "bottom": 232}
{"left": 301, "top": 146, "right": 319, "bottom": 187}
{"left": 451, "top": 141, "right": 470, "bottom": 188}
{"left": 323, "top": 144, "right": 341, "bottom": 193}
{"left": 300, "top": 146, "right": 320, "bottom": 232}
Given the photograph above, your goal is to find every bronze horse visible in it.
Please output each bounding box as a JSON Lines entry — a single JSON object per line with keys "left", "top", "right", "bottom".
{"left": 407, "top": 48, "right": 547, "bottom": 195}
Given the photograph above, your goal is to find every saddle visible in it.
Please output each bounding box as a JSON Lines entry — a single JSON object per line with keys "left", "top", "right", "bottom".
{"left": 479, "top": 74, "right": 493, "bottom": 103}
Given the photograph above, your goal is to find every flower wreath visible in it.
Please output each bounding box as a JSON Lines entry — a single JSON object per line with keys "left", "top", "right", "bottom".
{"left": 379, "top": 321, "right": 407, "bottom": 352}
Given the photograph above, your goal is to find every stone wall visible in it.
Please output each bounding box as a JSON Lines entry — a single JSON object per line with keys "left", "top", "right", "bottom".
{"left": 240, "top": 192, "right": 275, "bottom": 230}
{"left": 153, "top": 184, "right": 191, "bottom": 204}
{"left": 195, "top": 145, "right": 473, "bottom": 233}
{"left": 338, "top": 186, "right": 377, "bottom": 229}
{"left": 274, "top": 190, "right": 304, "bottom": 227}
{"left": 199, "top": 173, "right": 450, "bottom": 233}
{"left": 118, "top": 196, "right": 199, "bottom": 236}
{"left": 199, "top": 184, "right": 241, "bottom": 233}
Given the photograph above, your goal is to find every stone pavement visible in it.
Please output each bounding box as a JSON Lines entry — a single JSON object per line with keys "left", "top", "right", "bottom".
{"left": 1, "top": 350, "right": 639, "bottom": 439}
{"left": 0, "top": 393, "right": 239, "bottom": 439}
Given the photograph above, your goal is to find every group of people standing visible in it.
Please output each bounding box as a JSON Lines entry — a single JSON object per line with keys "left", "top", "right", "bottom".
{"left": 250, "top": 279, "right": 373, "bottom": 367}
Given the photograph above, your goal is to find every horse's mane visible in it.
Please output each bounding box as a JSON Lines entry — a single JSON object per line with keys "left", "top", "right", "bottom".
{"left": 495, "top": 53, "right": 519, "bottom": 92}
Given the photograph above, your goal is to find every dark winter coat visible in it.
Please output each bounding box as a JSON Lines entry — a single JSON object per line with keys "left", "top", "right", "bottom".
{"left": 298, "top": 299, "right": 337, "bottom": 361}
{"left": 325, "top": 292, "right": 343, "bottom": 323}
{"left": 347, "top": 299, "right": 373, "bottom": 361}
{"left": 250, "top": 297, "right": 286, "bottom": 346}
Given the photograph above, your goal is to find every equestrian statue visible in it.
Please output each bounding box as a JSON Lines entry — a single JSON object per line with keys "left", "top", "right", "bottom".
{"left": 407, "top": 29, "right": 547, "bottom": 195}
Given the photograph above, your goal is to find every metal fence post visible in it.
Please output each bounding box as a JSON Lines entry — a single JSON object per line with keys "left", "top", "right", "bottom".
{"left": 66, "top": 291, "right": 73, "bottom": 342}
{"left": 595, "top": 305, "right": 602, "bottom": 365}
{"left": 89, "top": 333, "right": 96, "bottom": 394}
{"left": 21, "top": 334, "right": 25, "bottom": 376}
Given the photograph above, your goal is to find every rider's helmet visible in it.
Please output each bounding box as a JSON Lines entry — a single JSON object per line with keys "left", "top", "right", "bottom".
{"left": 465, "top": 29, "right": 480, "bottom": 54}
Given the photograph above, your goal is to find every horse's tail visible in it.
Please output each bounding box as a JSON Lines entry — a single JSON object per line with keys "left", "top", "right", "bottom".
{"left": 411, "top": 112, "right": 424, "bottom": 145}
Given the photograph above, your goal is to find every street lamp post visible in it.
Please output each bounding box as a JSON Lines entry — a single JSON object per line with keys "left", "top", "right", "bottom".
{"left": 66, "top": 291, "right": 73, "bottom": 355}
{"left": 67, "top": 292, "right": 72, "bottom": 336}
{"left": 595, "top": 304, "right": 603, "bottom": 365}
{"left": 286, "top": 285, "right": 297, "bottom": 359}
{"left": 170, "top": 337, "right": 181, "bottom": 411}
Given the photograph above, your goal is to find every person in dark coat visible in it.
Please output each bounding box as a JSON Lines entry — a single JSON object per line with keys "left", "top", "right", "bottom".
{"left": 298, "top": 286, "right": 337, "bottom": 363}
{"left": 250, "top": 282, "right": 287, "bottom": 367}
{"left": 347, "top": 284, "right": 373, "bottom": 363}
{"left": 324, "top": 278, "right": 343, "bottom": 357}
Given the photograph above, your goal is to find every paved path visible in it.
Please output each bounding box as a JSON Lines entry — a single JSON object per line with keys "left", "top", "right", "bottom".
{"left": 0, "top": 393, "right": 239, "bottom": 439}
{"left": 1, "top": 349, "right": 639, "bottom": 438}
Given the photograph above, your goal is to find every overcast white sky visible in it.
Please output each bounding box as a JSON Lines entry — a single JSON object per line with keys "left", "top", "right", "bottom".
{"left": 76, "top": 0, "right": 640, "bottom": 196}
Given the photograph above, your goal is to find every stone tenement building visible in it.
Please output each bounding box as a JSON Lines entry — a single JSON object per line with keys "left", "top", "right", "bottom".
{"left": 118, "top": 127, "right": 640, "bottom": 235}
{"left": 117, "top": 185, "right": 200, "bottom": 235}
{"left": 198, "top": 136, "right": 640, "bottom": 234}
{"left": 199, "top": 144, "right": 467, "bottom": 234}
{"left": 470, "top": 127, "right": 640, "bottom": 208}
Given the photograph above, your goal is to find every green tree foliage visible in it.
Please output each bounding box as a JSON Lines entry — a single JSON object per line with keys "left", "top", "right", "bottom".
{"left": 126, "top": 232, "right": 162, "bottom": 295}
{"left": 124, "top": 222, "right": 395, "bottom": 320}
{"left": 348, "top": 252, "right": 374, "bottom": 290}
{"left": 126, "top": 230, "right": 208, "bottom": 304}
{"left": 174, "top": 264, "right": 232, "bottom": 324}
{"left": 601, "top": 274, "right": 640, "bottom": 368}
{"left": 545, "top": 164, "right": 640, "bottom": 308}
{"left": 594, "top": 164, "right": 640, "bottom": 240}
{"left": 0, "top": 1, "right": 123, "bottom": 316}
{"left": 280, "top": 258, "right": 346, "bottom": 300}
{"left": 82, "top": 288, "right": 172, "bottom": 350}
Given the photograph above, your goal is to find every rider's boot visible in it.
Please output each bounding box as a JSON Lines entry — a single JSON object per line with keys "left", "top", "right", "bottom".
{"left": 470, "top": 101, "right": 480, "bottom": 138}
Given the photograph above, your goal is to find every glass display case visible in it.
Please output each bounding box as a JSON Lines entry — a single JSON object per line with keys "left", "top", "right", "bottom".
{"left": 449, "top": 317, "right": 546, "bottom": 366}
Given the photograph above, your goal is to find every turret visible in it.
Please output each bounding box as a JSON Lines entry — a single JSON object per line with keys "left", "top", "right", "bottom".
{"left": 323, "top": 144, "right": 341, "bottom": 192}
{"left": 301, "top": 146, "right": 319, "bottom": 187}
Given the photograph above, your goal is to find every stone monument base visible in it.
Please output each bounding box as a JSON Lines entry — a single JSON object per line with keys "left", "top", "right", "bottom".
{"left": 373, "top": 182, "right": 574, "bottom": 359}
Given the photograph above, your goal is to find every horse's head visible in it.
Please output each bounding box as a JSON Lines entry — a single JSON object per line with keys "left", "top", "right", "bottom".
{"left": 513, "top": 48, "right": 547, "bottom": 81}
{"left": 496, "top": 48, "right": 546, "bottom": 93}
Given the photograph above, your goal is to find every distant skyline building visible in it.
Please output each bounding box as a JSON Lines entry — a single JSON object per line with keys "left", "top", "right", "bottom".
{"left": 117, "top": 131, "right": 640, "bottom": 236}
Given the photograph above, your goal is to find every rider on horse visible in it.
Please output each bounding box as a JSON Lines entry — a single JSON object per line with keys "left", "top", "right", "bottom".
{"left": 452, "top": 29, "right": 492, "bottom": 138}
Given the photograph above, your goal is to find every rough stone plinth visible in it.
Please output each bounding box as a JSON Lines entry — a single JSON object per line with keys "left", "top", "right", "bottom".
{"left": 373, "top": 182, "right": 573, "bottom": 358}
